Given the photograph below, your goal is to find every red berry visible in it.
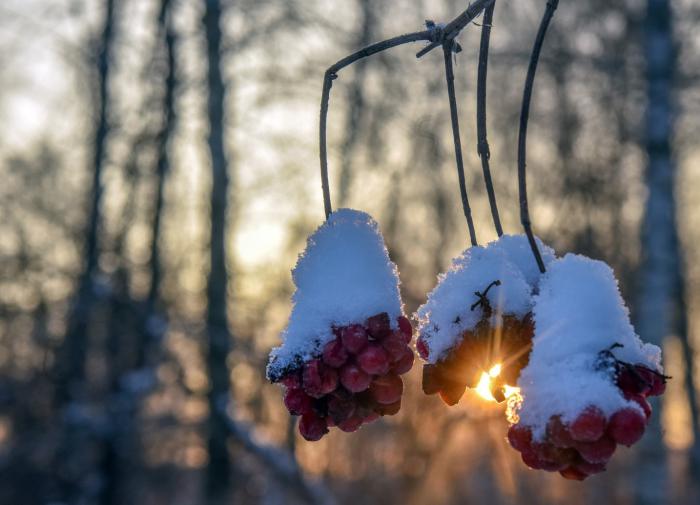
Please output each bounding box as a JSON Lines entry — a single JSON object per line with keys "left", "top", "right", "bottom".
{"left": 284, "top": 388, "right": 313, "bottom": 415}
{"left": 397, "top": 316, "right": 413, "bottom": 343}
{"left": 364, "top": 412, "right": 379, "bottom": 423}
{"left": 617, "top": 367, "right": 651, "bottom": 396}
{"left": 546, "top": 416, "right": 575, "bottom": 448}
{"left": 281, "top": 372, "right": 301, "bottom": 389}
{"left": 357, "top": 343, "right": 390, "bottom": 375}
{"left": 649, "top": 372, "right": 666, "bottom": 396}
{"left": 341, "top": 325, "right": 368, "bottom": 354}
{"left": 532, "top": 443, "right": 571, "bottom": 471}
{"left": 570, "top": 406, "right": 607, "bottom": 442}
{"left": 327, "top": 390, "right": 357, "bottom": 424}
{"left": 507, "top": 424, "right": 532, "bottom": 453}
{"left": 520, "top": 450, "right": 544, "bottom": 470}
{"left": 575, "top": 460, "right": 606, "bottom": 475}
{"left": 625, "top": 393, "right": 652, "bottom": 421}
{"left": 559, "top": 466, "right": 588, "bottom": 481}
{"left": 439, "top": 382, "right": 466, "bottom": 406}
{"left": 382, "top": 332, "right": 408, "bottom": 361}
{"left": 322, "top": 338, "right": 348, "bottom": 368}
{"left": 299, "top": 412, "right": 328, "bottom": 441}
{"left": 416, "top": 338, "right": 429, "bottom": 360}
{"left": 421, "top": 365, "right": 442, "bottom": 395}
{"left": 391, "top": 346, "right": 414, "bottom": 375}
{"left": 608, "top": 408, "right": 646, "bottom": 446}
{"left": 375, "top": 399, "right": 401, "bottom": 416}
{"left": 303, "top": 359, "right": 338, "bottom": 398}
{"left": 337, "top": 416, "right": 364, "bottom": 433}
{"left": 339, "top": 363, "right": 372, "bottom": 392}
{"left": 366, "top": 312, "right": 391, "bottom": 339}
{"left": 370, "top": 374, "right": 403, "bottom": 405}
{"left": 576, "top": 435, "right": 616, "bottom": 464}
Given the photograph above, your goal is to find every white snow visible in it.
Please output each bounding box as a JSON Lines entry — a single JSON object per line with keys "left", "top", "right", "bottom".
{"left": 416, "top": 240, "right": 534, "bottom": 364}
{"left": 267, "top": 209, "right": 403, "bottom": 380}
{"left": 488, "top": 234, "right": 556, "bottom": 290}
{"left": 515, "top": 253, "right": 663, "bottom": 439}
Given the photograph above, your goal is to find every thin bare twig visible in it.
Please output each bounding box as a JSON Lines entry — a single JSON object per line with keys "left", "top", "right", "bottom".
{"left": 443, "top": 40, "right": 478, "bottom": 246}
{"left": 319, "top": 30, "right": 432, "bottom": 218}
{"left": 518, "top": 0, "right": 559, "bottom": 273}
{"left": 476, "top": 1, "right": 503, "bottom": 236}
{"left": 319, "top": 0, "right": 494, "bottom": 219}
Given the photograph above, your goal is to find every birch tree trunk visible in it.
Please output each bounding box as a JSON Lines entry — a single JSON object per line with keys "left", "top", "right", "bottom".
{"left": 203, "top": 0, "right": 233, "bottom": 502}
{"left": 635, "top": 1, "right": 679, "bottom": 503}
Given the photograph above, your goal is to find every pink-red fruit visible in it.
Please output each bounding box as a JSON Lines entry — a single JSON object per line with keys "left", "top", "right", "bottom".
{"left": 299, "top": 412, "right": 328, "bottom": 441}
{"left": 341, "top": 325, "right": 369, "bottom": 354}
{"left": 339, "top": 363, "right": 372, "bottom": 393}
{"left": 570, "top": 406, "right": 606, "bottom": 442}
{"left": 357, "top": 343, "right": 390, "bottom": 375}
{"left": 608, "top": 408, "right": 646, "bottom": 446}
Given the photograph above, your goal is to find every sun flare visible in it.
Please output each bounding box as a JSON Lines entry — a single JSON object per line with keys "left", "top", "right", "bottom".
{"left": 474, "top": 363, "right": 521, "bottom": 403}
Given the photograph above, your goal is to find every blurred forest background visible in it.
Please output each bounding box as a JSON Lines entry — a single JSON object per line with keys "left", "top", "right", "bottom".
{"left": 0, "top": 0, "right": 699, "bottom": 504}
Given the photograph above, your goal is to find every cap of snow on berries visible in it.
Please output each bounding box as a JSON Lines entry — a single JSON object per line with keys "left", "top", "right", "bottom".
{"left": 485, "top": 234, "right": 556, "bottom": 290}
{"left": 266, "top": 208, "right": 404, "bottom": 382}
{"left": 415, "top": 240, "right": 534, "bottom": 364}
{"left": 507, "top": 254, "right": 664, "bottom": 479}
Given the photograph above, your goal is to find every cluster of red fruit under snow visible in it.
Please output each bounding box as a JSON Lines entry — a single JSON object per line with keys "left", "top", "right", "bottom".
{"left": 507, "top": 357, "right": 667, "bottom": 481}
{"left": 418, "top": 281, "right": 533, "bottom": 405}
{"left": 276, "top": 312, "right": 414, "bottom": 441}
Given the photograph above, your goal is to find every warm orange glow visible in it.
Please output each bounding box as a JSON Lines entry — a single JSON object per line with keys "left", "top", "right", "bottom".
{"left": 474, "top": 363, "right": 521, "bottom": 405}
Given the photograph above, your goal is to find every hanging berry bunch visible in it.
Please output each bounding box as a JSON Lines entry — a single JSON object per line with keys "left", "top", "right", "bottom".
{"left": 416, "top": 235, "right": 555, "bottom": 405}
{"left": 267, "top": 209, "right": 414, "bottom": 441}
{"left": 506, "top": 255, "right": 666, "bottom": 480}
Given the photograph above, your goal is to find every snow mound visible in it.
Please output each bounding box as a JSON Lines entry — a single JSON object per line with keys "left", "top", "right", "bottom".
{"left": 515, "top": 253, "right": 663, "bottom": 439}
{"left": 487, "top": 234, "right": 556, "bottom": 289}
{"left": 416, "top": 242, "right": 532, "bottom": 364}
{"left": 267, "top": 209, "right": 403, "bottom": 381}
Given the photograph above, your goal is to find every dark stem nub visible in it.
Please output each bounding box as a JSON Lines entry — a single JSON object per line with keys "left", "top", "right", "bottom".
{"left": 470, "top": 279, "right": 501, "bottom": 314}
{"left": 517, "top": 0, "right": 559, "bottom": 273}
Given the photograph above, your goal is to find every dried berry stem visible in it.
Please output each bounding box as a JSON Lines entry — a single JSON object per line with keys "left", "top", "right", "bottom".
{"left": 319, "top": 0, "right": 495, "bottom": 219}
{"left": 443, "top": 39, "right": 478, "bottom": 246}
{"left": 476, "top": 0, "right": 503, "bottom": 236}
{"left": 518, "top": 0, "right": 559, "bottom": 273}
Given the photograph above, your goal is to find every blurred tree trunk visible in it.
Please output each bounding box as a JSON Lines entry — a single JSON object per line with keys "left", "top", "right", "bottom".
{"left": 203, "top": 0, "right": 233, "bottom": 503}
{"left": 337, "top": 0, "right": 374, "bottom": 206}
{"left": 51, "top": 1, "right": 117, "bottom": 504}
{"left": 635, "top": 0, "right": 686, "bottom": 502}
{"left": 55, "top": 0, "right": 115, "bottom": 407}
{"left": 97, "top": 2, "right": 177, "bottom": 504}
{"left": 141, "top": 0, "right": 176, "bottom": 364}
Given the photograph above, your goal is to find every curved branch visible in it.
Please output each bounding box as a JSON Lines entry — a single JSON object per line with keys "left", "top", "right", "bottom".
{"left": 476, "top": 1, "right": 503, "bottom": 236}
{"left": 318, "top": 0, "right": 495, "bottom": 219}
{"left": 518, "top": 0, "right": 559, "bottom": 273}
{"left": 319, "top": 30, "right": 432, "bottom": 218}
{"left": 443, "top": 40, "right": 478, "bottom": 246}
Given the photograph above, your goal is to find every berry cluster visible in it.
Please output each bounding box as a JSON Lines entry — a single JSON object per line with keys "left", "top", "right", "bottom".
{"left": 507, "top": 356, "right": 667, "bottom": 480}
{"left": 418, "top": 281, "right": 533, "bottom": 405}
{"left": 277, "top": 312, "right": 414, "bottom": 441}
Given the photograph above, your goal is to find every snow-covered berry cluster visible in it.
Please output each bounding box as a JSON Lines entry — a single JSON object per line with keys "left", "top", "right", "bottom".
{"left": 278, "top": 312, "right": 413, "bottom": 440}
{"left": 267, "top": 209, "right": 413, "bottom": 441}
{"left": 507, "top": 254, "right": 665, "bottom": 480}
{"left": 415, "top": 235, "right": 555, "bottom": 405}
